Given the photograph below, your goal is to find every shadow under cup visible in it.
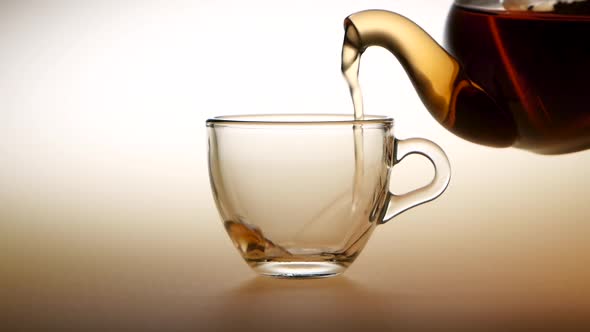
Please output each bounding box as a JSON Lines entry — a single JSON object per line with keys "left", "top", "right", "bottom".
{"left": 207, "top": 114, "right": 450, "bottom": 278}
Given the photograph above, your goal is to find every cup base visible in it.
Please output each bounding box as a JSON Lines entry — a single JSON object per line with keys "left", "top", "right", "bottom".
{"left": 251, "top": 261, "right": 348, "bottom": 279}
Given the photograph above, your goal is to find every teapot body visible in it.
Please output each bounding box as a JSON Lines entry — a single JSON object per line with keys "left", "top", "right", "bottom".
{"left": 444, "top": 1, "right": 590, "bottom": 154}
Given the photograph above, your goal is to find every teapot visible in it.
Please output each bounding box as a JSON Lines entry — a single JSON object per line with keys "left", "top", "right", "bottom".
{"left": 343, "top": 0, "right": 590, "bottom": 154}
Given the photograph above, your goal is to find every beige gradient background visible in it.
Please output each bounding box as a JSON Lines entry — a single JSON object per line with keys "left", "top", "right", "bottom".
{"left": 1, "top": 0, "right": 589, "bottom": 330}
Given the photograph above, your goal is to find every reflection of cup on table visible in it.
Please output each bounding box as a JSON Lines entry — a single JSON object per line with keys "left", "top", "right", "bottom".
{"left": 207, "top": 114, "right": 450, "bottom": 278}
{"left": 209, "top": 277, "right": 395, "bottom": 331}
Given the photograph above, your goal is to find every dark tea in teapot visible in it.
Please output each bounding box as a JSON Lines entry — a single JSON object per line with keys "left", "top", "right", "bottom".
{"left": 446, "top": 1, "right": 590, "bottom": 153}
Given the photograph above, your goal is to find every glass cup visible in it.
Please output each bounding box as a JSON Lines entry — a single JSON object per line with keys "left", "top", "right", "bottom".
{"left": 207, "top": 114, "right": 450, "bottom": 278}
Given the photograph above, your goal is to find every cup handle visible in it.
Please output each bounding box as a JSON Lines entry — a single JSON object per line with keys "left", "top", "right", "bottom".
{"left": 381, "top": 138, "right": 451, "bottom": 224}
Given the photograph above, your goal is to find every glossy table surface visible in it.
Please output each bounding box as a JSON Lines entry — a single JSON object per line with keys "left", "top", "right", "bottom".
{"left": 4, "top": 190, "right": 590, "bottom": 331}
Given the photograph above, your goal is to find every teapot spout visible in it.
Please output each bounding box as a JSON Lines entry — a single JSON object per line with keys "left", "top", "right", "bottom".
{"left": 343, "top": 10, "right": 518, "bottom": 148}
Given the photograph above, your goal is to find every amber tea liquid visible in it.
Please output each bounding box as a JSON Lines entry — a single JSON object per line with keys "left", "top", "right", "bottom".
{"left": 342, "top": 7, "right": 590, "bottom": 154}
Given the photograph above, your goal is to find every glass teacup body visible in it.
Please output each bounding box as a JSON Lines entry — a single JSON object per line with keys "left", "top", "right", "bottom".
{"left": 207, "top": 114, "right": 449, "bottom": 278}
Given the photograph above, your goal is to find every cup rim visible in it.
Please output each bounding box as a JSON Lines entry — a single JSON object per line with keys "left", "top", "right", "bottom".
{"left": 206, "top": 114, "right": 394, "bottom": 126}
